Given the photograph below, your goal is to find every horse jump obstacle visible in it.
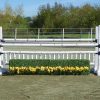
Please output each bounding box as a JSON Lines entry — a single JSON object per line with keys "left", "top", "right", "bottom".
{"left": 0, "top": 26, "right": 100, "bottom": 75}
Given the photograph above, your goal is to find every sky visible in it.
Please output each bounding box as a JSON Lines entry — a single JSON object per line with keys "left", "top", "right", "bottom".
{"left": 0, "top": 0, "right": 100, "bottom": 17}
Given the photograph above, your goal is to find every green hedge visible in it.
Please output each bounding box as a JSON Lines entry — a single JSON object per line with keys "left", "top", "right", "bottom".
{"left": 9, "top": 59, "right": 90, "bottom": 75}
{"left": 9, "top": 59, "right": 90, "bottom": 67}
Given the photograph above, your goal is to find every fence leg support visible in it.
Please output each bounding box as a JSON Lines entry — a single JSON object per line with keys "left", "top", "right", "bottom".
{"left": 94, "top": 26, "right": 99, "bottom": 73}
{"left": 97, "top": 53, "right": 100, "bottom": 76}
{"left": 97, "top": 25, "right": 100, "bottom": 76}
{"left": 97, "top": 70, "right": 100, "bottom": 76}
{"left": 0, "top": 27, "right": 3, "bottom": 68}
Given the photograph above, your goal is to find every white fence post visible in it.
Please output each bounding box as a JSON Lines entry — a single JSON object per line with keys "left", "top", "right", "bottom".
{"left": 91, "top": 28, "right": 93, "bottom": 39}
{"left": 15, "top": 28, "right": 17, "bottom": 40}
{"left": 0, "top": 27, "right": 3, "bottom": 68}
{"left": 94, "top": 26, "right": 99, "bottom": 72}
{"left": 63, "top": 28, "right": 64, "bottom": 39}
{"left": 97, "top": 25, "right": 100, "bottom": 76}
{"left": 38, "top": 28, "right": 40, "bottom": 39}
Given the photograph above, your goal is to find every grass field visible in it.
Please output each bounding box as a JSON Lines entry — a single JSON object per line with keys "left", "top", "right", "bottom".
{"left": 3, "top": 33, "right": 95, "bottom": 39}
{"left": 0, "top": 75, "right": 100, "bottom": 100}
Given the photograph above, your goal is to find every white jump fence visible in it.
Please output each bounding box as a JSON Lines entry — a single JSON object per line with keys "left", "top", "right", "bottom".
{"left": 3, "top": 51, "right": 95, "bottom": 65}
{"left": 0, "top": 26, "right": 100, "bottom": 75}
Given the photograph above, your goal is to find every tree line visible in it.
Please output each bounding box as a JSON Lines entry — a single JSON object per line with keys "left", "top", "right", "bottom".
{"left": 0, "top": 3, "right": 28, "bottom": 28}
{"left": 0, "top": 2, "right": 100, "bottom": 28}
{"left": 31, "top": 3, "right": 100, "bottom": 28}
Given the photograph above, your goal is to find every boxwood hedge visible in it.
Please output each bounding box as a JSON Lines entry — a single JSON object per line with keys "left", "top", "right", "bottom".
{"left": 9, "top": 59, "right": 90, "bottom": 67}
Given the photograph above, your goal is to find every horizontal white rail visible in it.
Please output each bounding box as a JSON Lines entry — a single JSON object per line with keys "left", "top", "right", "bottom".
{"left": 4, "top": 38, "right": 95, "bottom": 42}
{"left": 2, "top": 43, "right": 97, "bottom": 47}
{"left": 3, "top": 51, "right": 96, "bottom": 54}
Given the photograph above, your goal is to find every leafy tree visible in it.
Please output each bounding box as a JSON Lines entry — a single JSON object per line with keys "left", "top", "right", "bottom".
{"left": 31, "top": 3, "right": 100, "bottom": 28}
{"left": 0, "top": 2, "right": 27, "bottom": 28}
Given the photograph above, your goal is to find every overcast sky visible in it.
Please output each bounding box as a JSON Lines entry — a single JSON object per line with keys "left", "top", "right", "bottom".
{"left": 0, "top": 0, "right": 99, "bottom": 17}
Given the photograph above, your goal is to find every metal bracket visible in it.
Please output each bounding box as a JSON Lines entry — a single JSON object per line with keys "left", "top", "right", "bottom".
{"left": 96, "top": 52, "right": 100, "bottom": 55}
{"left": 96, "top": 44, "right": 100, "bottom": 48}
{"left": 0, "top": 39, "right": 5, "bottom": 42}
{"left": 0, "top": 44, "right": 3, "bottom": 47}
{"left": 0, "top": 52, "right": 3, "bottom": 55}
{"left": 93, "top": 39, "right": 97, "bottom": 43}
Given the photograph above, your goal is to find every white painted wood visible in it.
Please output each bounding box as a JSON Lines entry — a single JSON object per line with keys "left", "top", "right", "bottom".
{"left": 76, "top": 53, "right": 78, "bottom": 59}
{"left": 36, "top": 54, "right": 38, "bottom": 59}
{"left": 3, "top": 51, "right": 95, "bottom": 66}
{"left": 4, "top": 38, "right": 95, "bottom": 42}
{"left": 94, "top": 26, "right": 99, "bottom": 72}
{"left": 0, "top": 27, "right": 2, "bottom": 39}
{"left": 22, "top": 54, "right": 25, "bottom": 59}
{"left": 13, "top": 53, "right": 16, "bottom": 59}
{"left": 49, "top": 54, "right": 51, "bottom": 59}
{"left": 15, "top": 28, "right": 17, "bottom": 40}
{"left": 62, "top": 54, "right": 64, "bottom": 59}
{"left": 5, "top": 53, "right": 8, "bottom": 63}
{"left": 97, "top": 25, "right": 100, "bottom": 76}
{"left": 63, "top": 28, "right": 64, "bottom": 39}
{"left": 66, "top": 53, "right": 68, "bottom": 59}
{"left": 39, "top": 54, "right": 42, "bottom": 59}
{"left": 70, "top": 53, "right": 73, "bottom": 59}
{"left": 54, "top": 54, "right": 56, "bottom": 60}
{"left": 9, "top": 53, "right": 12, "bottom": 60}
{"left": 74, "top": 53, "right": 76, "bottom": 59}
{"left": 3, "top": 51, "right": 96, "bottom": 54}
{"left": 27, "top": 54, "right": 30, "bottom": 59}
{"left": 44, "top": 54, "right": 46, "bottom": 59}
{"left": 57, "top": 53, "right": 60, "bottom": 59}
{"left": 31, "top": 55, "right": 34, "bottom": 59}
{"left": 91, "top": 28, "right": 93, "bottom": 39}
{"left": 38, "top": 28, "right": 40, "bottom": 39}
{"left": 0, "top": 27, "right": 3, "bottom": 68}
{"left": 80, "top": 53, "right": 82, "bottom": 59}
{"left": 2, "top": 43, "right": 96, "bottom": 47}
{"left": 93, "top": 53, "right": 95, "bottom": 63}
{"left": 84, "top": 53, "right": 86, "bottom": 59}
{"left": 89, "top": 53, "right": 91, "bottom": 61}
{"left": 18, "top": 54, "right": 20, "bottom": 59}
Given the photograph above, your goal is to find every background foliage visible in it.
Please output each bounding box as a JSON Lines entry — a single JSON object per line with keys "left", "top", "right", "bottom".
{"left": 0, "top": 2, "right": 100, "bottom": 28}
{"left": 31, "top": 3, "right": 100, "bottom": 28}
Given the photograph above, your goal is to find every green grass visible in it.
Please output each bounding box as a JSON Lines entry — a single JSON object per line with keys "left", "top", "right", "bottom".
{"left": 0, "top": 75, "right": 100, "bottom": 100}
{"left": 3, "top": 33, "right": 95, "bottom": 39}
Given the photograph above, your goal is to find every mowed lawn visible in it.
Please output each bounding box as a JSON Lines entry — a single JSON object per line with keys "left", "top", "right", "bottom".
{"left": 0, "top": 75, "right": 100, "bottom": 100}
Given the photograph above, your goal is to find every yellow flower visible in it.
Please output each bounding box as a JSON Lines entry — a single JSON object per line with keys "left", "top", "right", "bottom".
{"left": 41, "top": 66, "right": 45, "bottom": 71}
{"left": 70, "top": 67, "right": 75, "bottom": 71}
{"left": 75, "top": 67, "right": 79, "bottom": 71}
{"left": 47, "top": 69, "right": 50, "bottom": 73}
{"left": 84, "top": 66, "right": 89, "bottom": 70}
{"left": 17, "top": 68, "right": 20, "bottom": 74}
{"left": 32, "top": 68, "right": 36, "bottom": 72}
